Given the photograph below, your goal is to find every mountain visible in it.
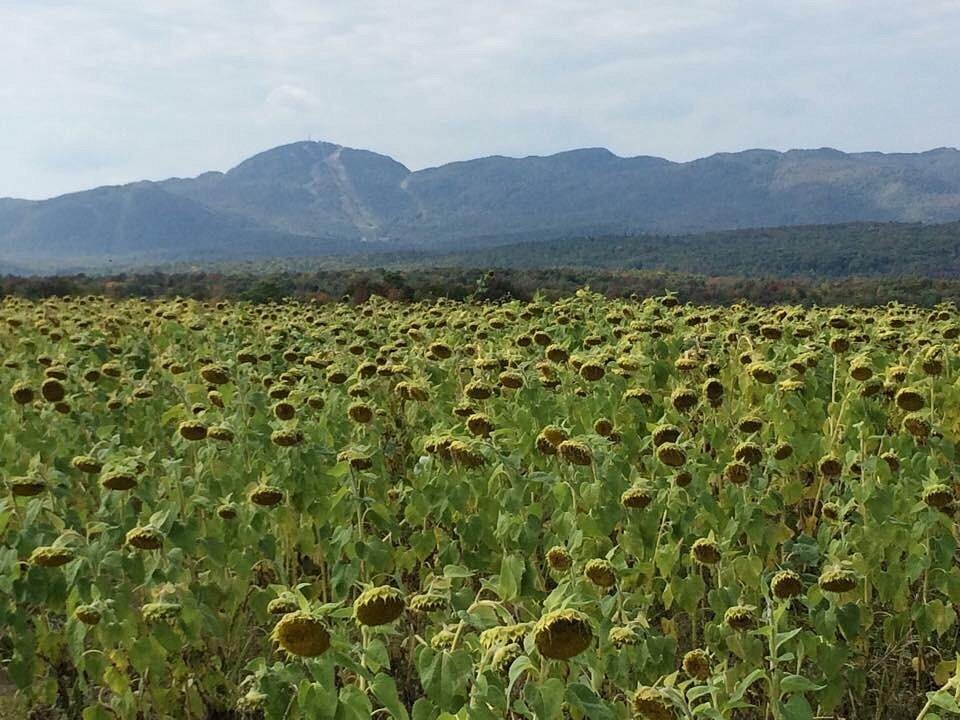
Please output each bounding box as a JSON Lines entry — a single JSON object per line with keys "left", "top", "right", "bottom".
{"left": 3, "top": 141, "right": 960, "bottom": 271}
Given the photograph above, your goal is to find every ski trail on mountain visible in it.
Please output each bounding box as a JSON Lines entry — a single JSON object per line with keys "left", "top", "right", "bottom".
{"left": 322, "top": 146, "right": 379, "bottom": 238}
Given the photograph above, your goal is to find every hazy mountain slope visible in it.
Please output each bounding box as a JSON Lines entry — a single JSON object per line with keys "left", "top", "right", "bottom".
{"left": 0, "top": 182, "right": 342, "bottom": 271}
{"left": 3, "top": 141, "right": 960, "bottom": 271}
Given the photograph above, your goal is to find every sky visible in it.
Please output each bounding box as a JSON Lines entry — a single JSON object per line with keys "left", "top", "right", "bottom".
{"left": 2, "top": 0, "right": 959, "bottom": 200}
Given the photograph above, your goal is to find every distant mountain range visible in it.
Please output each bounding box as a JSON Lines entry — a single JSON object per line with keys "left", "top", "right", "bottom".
{"left": 3, "top": 140, "right": 960, "bottom": 272}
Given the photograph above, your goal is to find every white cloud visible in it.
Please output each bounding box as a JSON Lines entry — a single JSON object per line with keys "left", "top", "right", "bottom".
{"left": 1, "top": 0, "right": 959, "bottom": 198}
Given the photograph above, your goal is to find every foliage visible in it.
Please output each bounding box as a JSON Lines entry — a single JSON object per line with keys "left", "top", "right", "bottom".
{"left": 2, "top": 290, "right": 960, "bottom": 720}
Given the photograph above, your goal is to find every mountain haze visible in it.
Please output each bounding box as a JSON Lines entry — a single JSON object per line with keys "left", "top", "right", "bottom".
{"left": 3, "top": 141, "right": 960, "bottom": 271}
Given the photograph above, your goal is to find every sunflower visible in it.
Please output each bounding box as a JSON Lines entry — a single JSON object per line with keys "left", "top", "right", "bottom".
{"left": 632, "top": 687, "right": 674, "bottom": 720}
{"left": 29, "top": 546, "right": 75, "bottom": 567}
{"left": 10, "top": 476, "right": 46, "bottom": 497}
{"left": 691, "top": 538, "right": 721, "bottom": 565}
{"left": 608, "top": 625, "right": 640, "bottom": 649}
{"left": 74, "top": 604, "right": 102, "bottom": 626}
{"left": 408, "top": 594, "right": 447, "bottom": 613}
{"left": 770, "top": 569, "right": 804, "bottom": 599}
{"left": 125, "top": 526, "right": 164, "bottom": 550}
{"left": 546, "top": 546, "right": 573, "bottom": 572}
{"left": 271, "top": 428, "right": 305, "bottom": 447}
{"left": 10, "top": 382, "right": 34, "bottom": 405}
{"left": 178, "top": 420, "right": 208, "bottom": 441}
{"left": 656, "top": 443, "right": 686, "bottom": 467}
{"left": 584, "top": 559, "right": 616, "bottom": 588}
{"left": 724, "top": 605, "right": 756, "bottom": 631}
{"left": 532, "top": 609, "right": 593, "bottom": 660}
{"left": 249, "top": 485, "right": 285, "bottom": 507}
{"left": 354, "top": 586, "right": 405, "bottom": 626}
{"left": 621, "top": 485, "right": 653, "bottom": 509}
{"left": 479, "top": 623, "right": 529, "bottom": 651}
{"left": 558, "top": 440, "right": 593, "bottom": 466}
{"left": 682, "top": 649, "right": 711, "bottom": 681}
{"left": 923, "top": 483, "right": 953, "bottom": 509}
{"left": 267, "top": 594, "right": 300, "bottom": 616}
{"left": 271, "top": 612, "right": 330, "bottom": 657}
{"left": 818, "top": 565, "right": 858, "bottom": 593}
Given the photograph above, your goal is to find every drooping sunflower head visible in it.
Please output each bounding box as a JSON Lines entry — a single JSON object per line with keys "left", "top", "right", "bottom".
{"left": 656, "top": 443, "right": 686, "bottom": 468}
{"left": 923, "top": 483, "right": 954, "bottom": 509}
{"left": 682, "top": 649, "right": 711, "bottom": 681}
{"left": 249, "top": 484, "right": 285, "bottom": 507}
{"left": 723, "top": 605, "right": 756, "bottom": 631}
{"left": 670, "top": 387, "right": 698, "bottom": 412}
{"left": 818, "top": 565, "right": 858, "bottom": 594}
{"left": 624, "top": 388, "right": 654, "bottom": 406}
{"left": 271, "top": 428, "right": 305, "bottom": 447}
{"left": 579, "top": 361, "right": 605, "bottom": 382}
{"left": 773, "top": 442, "right": 793, "bottom": 461}
{"left": 208, "top": 425, "right": 236, "bottom": 443}
{"left": 467, "top": 413, "right": 495, "bottom": 438}
{"left": 820, "top": 502, "right": 841, "bottom": 521}
{"left": 818, "top": 454, "right": 843, "bottom": 479}
{"left": 409, "top": 593, "right": 447, "bottom": 614}
{"left": 498, "top": 371, "right": 524, "bottom": 389}
{"left": 558, "top": 440, "right": 593, "bottom": 467}
{"left": 10, "top": 476, "right": 46, "bottom": 497}
{"left": 584, "top": 558, "right": 616, "bottom": 588}
{"left": 347, "top": 402, "right": 374, "bottom": 424}
{"left": 267, "top": 593, "right": 300, "bottom": 616}
{"left": 632, "top": 686, "right": 674, "bottom": 720}
{"left": 532, "top": 609, "right": 593, "bottom": 660}
{"left": 29, "top": 546, "right": 75, "bottom": 568}
{"left": 903, "top": 412, "right": 932, "bottom": 439}
{"left": 881, "top": 450, "right": 900, "bottom": 472}
{"left": 353, "top": 586, "right": 406, "bottom": 626}
{"left": 431, "top": 626, "right": 458, "bottom": 650}
{"left": 747, "top": 362, "right": 777, "bottom": 384}
{"left": 271, "top": 611, "right": 330, "bottom": 657}
{"left": 125, "top": 526, "right": 165, "bottom": 551}
{"left": 479, "top": 623, "right": 530, "bottom": 651}
{"left": 723, "top": 461, "right": 750, "bottom": 485}
{"left": 178, "top": 420, "right": 208, "bottom": 441}
{"left": 737, "top": 415, "right": 764, "bottom": 434}
{"left": 733, "top": 442, "right": 762, "bottom": 466}
{"left": 338, "top": 448, "right": 374, "bottom": 471}
{"left": 593, "top": 417, "right": 614, "bottom": 437}
{"left": 608, "top": 625, "right": 640, "bottom": 649}
{"left": 546, "top": 545, "right": 573, "bottom": 572}
{"left": 690, "top": 538, "right": 721, "bottom": 565}
{"left": 10, "top": 382, "right": 34, "bottom": 405}
{"left": 621, "top": 485, "right": 653, "bottom": 510}
{"left": 74, "top": 604, "right": 102, "bottom": 626}
{"left": 770, "top": 569, "right": 804, "bottom": 600}
{"left": 200, "top": 364, "right": 231, "bottom": 386}
{"left": 449, "top": 440, "right": 486, "bottom": 469}
{"left": 490, "top": 642, "right": 523, "bottom": 673}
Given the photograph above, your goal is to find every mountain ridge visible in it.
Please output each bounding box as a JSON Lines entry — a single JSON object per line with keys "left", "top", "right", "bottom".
{"left": 3, "top": 140, "right": 960, "bottom": 272}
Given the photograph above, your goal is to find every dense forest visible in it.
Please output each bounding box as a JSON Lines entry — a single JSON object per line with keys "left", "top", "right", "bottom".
{"left": 1, "top": 267, "right": 955, "bottom": 307}
{"left": 344, "top": 221, "right": 960, "bottom": 278}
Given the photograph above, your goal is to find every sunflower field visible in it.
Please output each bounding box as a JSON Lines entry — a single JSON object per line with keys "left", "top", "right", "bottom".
{"left": 3, "top": 290, "right": 960, "bottom": 720}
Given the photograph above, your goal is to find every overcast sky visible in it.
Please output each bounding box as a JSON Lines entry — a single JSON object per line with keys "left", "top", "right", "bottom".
{"left": 2, "top": 0, "right": 959, "bottom": 200}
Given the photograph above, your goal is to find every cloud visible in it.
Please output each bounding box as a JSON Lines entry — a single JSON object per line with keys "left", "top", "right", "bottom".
{"left": 1, "top": 0, "right": 958, "bottom": 198}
